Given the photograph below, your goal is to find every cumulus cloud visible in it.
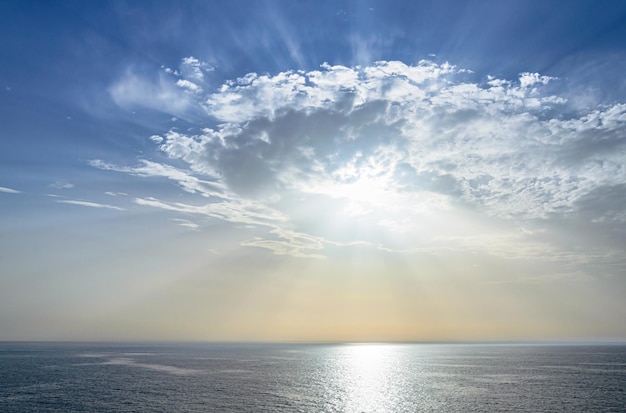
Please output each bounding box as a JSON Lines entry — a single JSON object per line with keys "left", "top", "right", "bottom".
{"left": 518, "top": 72, "right": 556, "bottom": 88}
{"left": 99, "top": 58, "right": 626, "bottom": 260}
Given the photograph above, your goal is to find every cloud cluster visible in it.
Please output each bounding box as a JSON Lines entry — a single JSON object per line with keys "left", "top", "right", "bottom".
{"left": 99, "top": 59, "right": 626, "bottom": 259}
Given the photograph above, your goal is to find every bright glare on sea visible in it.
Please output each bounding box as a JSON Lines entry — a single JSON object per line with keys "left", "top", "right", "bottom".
{"left": 1, "top": 342, "right": 625, "bottom": 412}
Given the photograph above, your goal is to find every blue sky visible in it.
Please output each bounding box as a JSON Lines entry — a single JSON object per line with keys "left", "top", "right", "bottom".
{"left": 1, "top": 0, "right": 626, "bottom": 342}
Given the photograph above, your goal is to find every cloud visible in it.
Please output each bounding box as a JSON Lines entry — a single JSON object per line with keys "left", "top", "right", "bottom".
{"left": 49, "top": 181, "right": 74, "bottom": 189}
{"left": 57, "top": 200, "right": 125, "bottom": 211}
{"left": 133, "top": 196, "right": 323, "bottom": 258}
{"left": 109, "top": 70, "right": 193, "bottom": 116}
{"left": 176, "top": 79, "right": 202, "bottom": 93}
{"left": 113, "top": 56, "right": 213, "bottom": 115}
{"left": 0, "top": 186, "right": 20, "bottom": 194}
{"left": 179, "top": 56, "right": 213, "bottom": 81}
{"left": 171, "top": 218, "right": 200, "bottom": 230}
{"left": 518, "top": 72, "right": 556, "bottom": 89}
{"left": 99, "top": 58, "right": 626, "bottom": 260}
{"left": 185, "top": 61, "right": 624, "bottom": 220}
{"left": 90, "top": 159, "right": 227, "bottom": 198}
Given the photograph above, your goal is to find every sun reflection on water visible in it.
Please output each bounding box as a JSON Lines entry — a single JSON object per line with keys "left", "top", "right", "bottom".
{"left": 330, "top": 344, "right": 408, "bottom": 412}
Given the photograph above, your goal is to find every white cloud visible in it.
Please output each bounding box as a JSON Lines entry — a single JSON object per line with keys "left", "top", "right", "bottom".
{"left": 109, "top": 70, "right": 193, "bottom": 116}
{"left": 176, "top": 79, "right": 202, "bottom": 93}
{"left": 99, "top": 59, "right": 626, "bottom": 260}
{"left": 49, "top": 181, "right": 74, "bottom": 189}
{"left": 133, "top": 196, "right": 287, "bottom": 227}
{"left": 0, "top": 186, "right": 20, "bottom": 194}
{"left": 191, "top": 62, "right": 623, "bottom": 220}
{"left": 57, "top": 200, "right": 125, "bottom": 211}
{"left": 110, "top": 57, "right": 213, "bottom": 123}
{"left": 180, "top": 56, "right": 213, "bottom": 82}
{"left": 519, "top": 72, "right": 556, "bottom": 88}
{"left": 134, "top": 196, "right": 324, "bottom": 258}
{"left": 171, "top": 218, "right": 200, "bottom": 230}
{"left": 89, "top": 159, "right": 226, "bottom": 198}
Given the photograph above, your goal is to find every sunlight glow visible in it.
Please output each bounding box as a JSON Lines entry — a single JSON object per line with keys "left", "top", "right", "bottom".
{"left": 335, "top": 344, "right": 403, "bottom": 412}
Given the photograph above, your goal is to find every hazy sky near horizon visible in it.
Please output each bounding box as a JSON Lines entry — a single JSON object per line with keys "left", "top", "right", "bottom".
{"left": 1, "top": 0, "right": 626, "bottom": 342}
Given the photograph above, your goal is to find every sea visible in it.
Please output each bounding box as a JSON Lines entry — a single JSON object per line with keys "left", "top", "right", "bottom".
{"left": 1, "top": 342, "right": 625, "bottom": 412}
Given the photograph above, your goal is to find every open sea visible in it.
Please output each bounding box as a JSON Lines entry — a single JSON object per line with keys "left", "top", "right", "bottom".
{"left": 1, "top": 342, "right": 625, "bottom": 412}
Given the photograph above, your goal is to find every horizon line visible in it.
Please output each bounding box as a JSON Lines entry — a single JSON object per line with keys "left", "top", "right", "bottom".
{"left": 2, "top": 339, "right": 625, "bottom": 346}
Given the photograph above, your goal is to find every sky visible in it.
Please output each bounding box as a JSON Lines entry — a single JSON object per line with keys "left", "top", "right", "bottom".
{"left": 1, "top": 0, "right": 626, "bottom": 342}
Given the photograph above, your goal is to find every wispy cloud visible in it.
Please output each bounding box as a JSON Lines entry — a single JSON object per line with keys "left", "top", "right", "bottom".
{"left": 57, "top": 200, "right": 125, "bottom": 211}
{"left": 90, "top": 159, "right": 226, "bottom": 198}
{"left": 171, "top": 218, "right": 200, "bottom": 230}
{"left": 133, "top": 196, "right": 324, "bottom": 258}
{"left": 0, "top": 186, "right": 21, "bottom": 194}
{"left": 49, "top": 181, "right": 74, "bottom": 189}
{"left": 110, "top": 56, "right": 213, "bottom": 119}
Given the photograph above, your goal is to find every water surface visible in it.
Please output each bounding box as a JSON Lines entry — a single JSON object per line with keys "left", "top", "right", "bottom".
{"left": 1, "top": 342, "right": 625, "bottom": 412}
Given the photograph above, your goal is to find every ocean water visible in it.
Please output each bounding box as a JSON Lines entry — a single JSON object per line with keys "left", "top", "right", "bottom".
{"left": 1, "top": 342, "right": 625, "bottom": 412}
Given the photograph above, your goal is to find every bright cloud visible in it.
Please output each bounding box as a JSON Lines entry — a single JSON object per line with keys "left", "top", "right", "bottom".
{"left": 100, "top": 59, "right": 626, "bottom": 260}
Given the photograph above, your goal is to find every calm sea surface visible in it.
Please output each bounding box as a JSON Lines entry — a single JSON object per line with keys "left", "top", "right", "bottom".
{"left": 1, "top": 342, "right": 625, "bottom": 412}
